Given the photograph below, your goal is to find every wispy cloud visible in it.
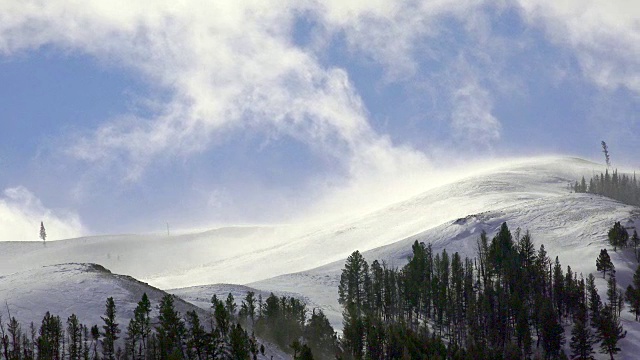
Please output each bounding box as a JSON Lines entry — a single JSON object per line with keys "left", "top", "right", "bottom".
{"left": 517, "top": 0, "right": 640, "bottom": 93}
{"left": 0, "top": 1, "right": 434, "bottom": 184}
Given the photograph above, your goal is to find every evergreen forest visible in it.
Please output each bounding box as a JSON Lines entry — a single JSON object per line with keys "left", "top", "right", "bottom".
{"left": 574, "top": 169, "right": 640, "bottom": 207}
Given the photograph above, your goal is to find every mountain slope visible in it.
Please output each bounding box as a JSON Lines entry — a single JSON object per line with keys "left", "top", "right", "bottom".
{"left": 0, "top": 157, "right": 636, "bottom": 291}
{"left": 0, "top": 263, "right": 201, "bottom": 329}
{"left": 0, "top": 263, "right": 289, "bottom": 359}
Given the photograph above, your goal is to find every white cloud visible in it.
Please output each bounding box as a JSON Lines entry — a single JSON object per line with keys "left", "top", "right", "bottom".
{"left": 517, "top": 0, "right": 640, "bottom": 93}
{"left": 0, "top": 1, "right": 435, "bottom": 185}
{"left": 310, "top": 0, "right": 496, "bottom": 80}
{"left": 0, "top": 187, "right": 84, "bottom": 241}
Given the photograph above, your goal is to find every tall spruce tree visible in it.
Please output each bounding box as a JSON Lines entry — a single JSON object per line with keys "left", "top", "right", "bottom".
{"left": 570, "top": 305, "right": 596, "bottom": 360}
{"left": 67, "top": 314, "right": 82, "bottom": 360}
{"left": 596, "top": 249, "right": 614, "bottom": 278}
{"left": 100, "top": 297, "right": 120, "bottom": 360}
{"left": 625, "top": 264, "right": 640, "bottom": 321}
{"left": 304, "top": 309, "right": 337, "bottom": 360}
{"left": 134, "top": 293, "right": 152, "bottom": 360}
{"left": 39, "top": 222, "right": 46, "bottom": 242}
{"left": 90, "top": 325, "right": 100, "bottom": 360}
{"left": 540, "top": 299, "right": 565, "bottom": 359}
{"left": 597, "top": 305, "right": 626, "bottom": 360}
{"left": 608, "top": 222, "right": 628, "bottom": 251}
{"left": 156, "top": 294, "right": 185, "bottom": 360}
{"left": 632, "top": 230, "right": 640, "bottom": 261}
{"left": 338, "top": 251, "right": 369, "bottom": 359}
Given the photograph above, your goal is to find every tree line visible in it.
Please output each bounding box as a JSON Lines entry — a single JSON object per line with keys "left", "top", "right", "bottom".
{"left": 574, "top": 169, "right": 640, "bottom": 207}
{"left": 0, "top": 289, "right": 339, "bottom": 360}
{"left": 338, "top": 223, "right": 636, "bottom": 359}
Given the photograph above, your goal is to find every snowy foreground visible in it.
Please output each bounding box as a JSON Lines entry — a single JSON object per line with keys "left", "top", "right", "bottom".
{"left": 1, "top": 156, "right": 640, "bottom": 359}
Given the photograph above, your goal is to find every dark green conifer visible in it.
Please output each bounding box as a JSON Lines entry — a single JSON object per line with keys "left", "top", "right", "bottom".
{"left": 156, "top": 295, "right": 185, "bottom": 360}
{"left": 596, "top": 249, "right": 614, "bottom": 278}
{"left": 100, "top": 297, "right": 120, "bottom": 360}
{"left": 570, "top": 305, "right": 596, "bottom": 360}
{"left": 596, "top": 305, "right": 626, "bottom": 360}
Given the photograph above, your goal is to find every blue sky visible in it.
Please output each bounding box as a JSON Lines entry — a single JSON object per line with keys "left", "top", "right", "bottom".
{"left": 0, "top": 1, "right": 639, "bottom": 239}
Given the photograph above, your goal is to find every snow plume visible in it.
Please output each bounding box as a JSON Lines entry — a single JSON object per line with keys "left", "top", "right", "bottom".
{"left": 0, "top": 187, "right": 84, "bottom": 241}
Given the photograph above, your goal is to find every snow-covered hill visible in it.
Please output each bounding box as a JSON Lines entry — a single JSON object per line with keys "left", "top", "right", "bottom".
{"left": 4, "top": 156, "right": 633, "bottom": 291}
{"left": 0, "top": 263, "right": 289, "bottom": 359}
{"left": 2, "top": 156, "right": 640, "bottom": 359}
{"left": 0, "top": 263, "right": 203, "bottom": 328}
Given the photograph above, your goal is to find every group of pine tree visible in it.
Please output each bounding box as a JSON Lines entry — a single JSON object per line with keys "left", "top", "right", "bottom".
{"left": 4, "top": 222, "right": 640, "bottom": 360}
{"left": 0, "top": 290, "right": 338, "bottom": 360}
{"left": 338, "top": 222, "right": 639, "bottom": 360}
{"left": 574, "top": 168, "right": 640, "bottom": 207}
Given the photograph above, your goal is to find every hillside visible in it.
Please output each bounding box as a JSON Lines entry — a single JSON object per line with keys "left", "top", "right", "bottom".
{"left": 0, "top": 263, "right": 288, "bottom": 359}
{"left": 2, "top": 156, "right": 640, "bottom": 358}
{"left": 0, "top": 263, "right": 195, "bottom": 328}
{"left": 3, "top": 157, "right": 634, "bottom": 291}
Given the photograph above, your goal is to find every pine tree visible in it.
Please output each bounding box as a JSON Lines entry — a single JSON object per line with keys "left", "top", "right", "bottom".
{"left": 228, "top": 324, "right": 250, "bottom": 360}
{"left": 90, "top": 325, "right": 100, "bottom": 360}
{"left": 540, "top": 299, "right": 565, "bottom": 359}
{"left": 606, "top": 273, "right": 619, "bottom": 317}
{"left": 133, "top": 293, "right": 151, "bottom": 360}
{"left": 625, "top": 264, "right": 640, "bottom": 321}
{"left": 596, "top": 249, "right": 614, "bottom": 278}
{"left": 240, "top": 291, "right": 257, "bottom": 327}
{"left": 39, "top": 222, "right": 46, "bottom": 242}
{"left": 304, "top": 309, "right": 337, "bottom": 360}
{"left": 6, "top": 316, "right": 22, "bottom": 360}
{"left": 602, "top": 141, "right": 611, "bottom": 168}
{"left": 67, "top": 314, "right": 82, "bottom": 360}
{"left": 156, "top": 294, "right": 185, "bottom": 360}
{"left": 632, "top": 230, "right": 640, "bottom": 262}
{"left": 38, "top": 312, "right": 63, "bottom": 360}
{"left": 101, "top": 297, "right": 120, "bottom": 360}
{"left": 125, "top": 317, "right": 139, "bottom": 360}
{"left": 338, "top": 251, "right": 369, "bottom": 359}
{"left": 185, "top": 311, "right": 206, "bottom": 360}
{"left": 597, "top": 305, "right": 626, "bottom": 360}
{"left": 570, "top": 305, "right": 596, "bottom": 360}
{"left": 607, "top": 222, "right": 628, "bottom": 251}
{"left": 225, "top": 293, "right": 237, "bottom": 321}
{"left": 212, "top": 295, "right": 230, "bottom": 338}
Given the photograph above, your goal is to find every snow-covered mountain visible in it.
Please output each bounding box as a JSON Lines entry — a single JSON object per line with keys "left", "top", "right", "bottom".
{"left": 0, "top": 263, "right": 288, "bottom": 359}
{"left": 2, "top": 157, "right": 637, "bottom": 288}
{"left": 2, "top": 156, "right": 640, "bottom": 358}
{"left": 0, "top": 263, "right": 202, "bottom": 328}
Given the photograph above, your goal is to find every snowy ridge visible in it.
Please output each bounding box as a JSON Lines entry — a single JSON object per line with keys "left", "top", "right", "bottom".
{"left": 0, "top": 157, "right": 625, "bottom": 290}
{"left": 0, "top": 263, "right": 289, "bottom": 360}
{"left": 2, "top": 156, "right": 640, "bottom": 358}
{"left": 0, "top": 263, "right": 200, "bottom": 328}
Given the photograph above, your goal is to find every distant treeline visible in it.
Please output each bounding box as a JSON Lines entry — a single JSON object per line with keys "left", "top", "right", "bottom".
{"left": 574, "top": 169, "right": 640, "bottom": 207}
{"left": 338, "top": 223, "right": 638, "bottom": 360}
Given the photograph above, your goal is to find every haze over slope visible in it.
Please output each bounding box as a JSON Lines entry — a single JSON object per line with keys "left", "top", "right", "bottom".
{"left": 1, "top": 156, "right": 636, "bottom": 291}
